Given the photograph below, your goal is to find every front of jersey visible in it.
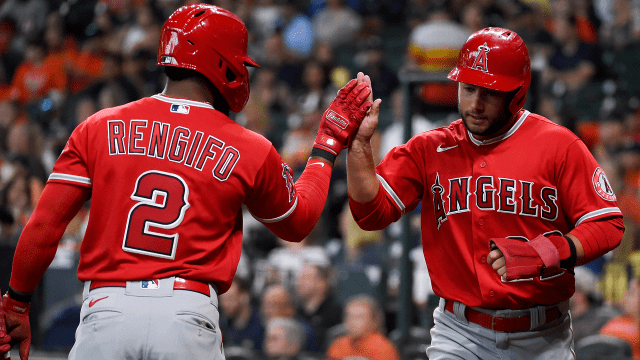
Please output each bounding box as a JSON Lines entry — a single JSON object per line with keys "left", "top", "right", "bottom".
{"left": 49, "top": 95, "right": 297, "bottom": 293}
{"left": 376, "top": 110, "right": 622, "bottom": 309}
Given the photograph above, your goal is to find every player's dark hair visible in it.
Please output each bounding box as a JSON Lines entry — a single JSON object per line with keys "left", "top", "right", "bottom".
{"left": 164, "top": 67, "right": 231, "bottom": 115}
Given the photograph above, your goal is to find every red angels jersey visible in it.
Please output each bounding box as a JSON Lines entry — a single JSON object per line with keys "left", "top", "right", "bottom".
{"left": 48, "top": 95, "right": 298, "bottom": 293}
{"left": 376, "top": 110, "right": 622, "bottom": 309}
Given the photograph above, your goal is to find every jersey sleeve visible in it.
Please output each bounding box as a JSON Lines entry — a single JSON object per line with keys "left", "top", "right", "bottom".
{"left": 557, "top": 138, "right": 622, "bottom": 226}
{"left": 48, "top": 120, "right": 92, "bottom": 188}
{"left": 375, "top": 136, "right": 427, "bottom": 216}
{"left": 245, "top": 146, "right": 298, "bottom": 222}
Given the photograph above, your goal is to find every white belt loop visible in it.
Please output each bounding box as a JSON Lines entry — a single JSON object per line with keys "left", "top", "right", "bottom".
{"left": 209, "top": 284, "right": 218, "bottom": 308}
{"left": 530, "top": 305, "right": 547, "bottom": 330}
{"left": 82, "top": 281, "right": 92, "bottom": 301}
{"left": 453, "top": 301, "right": 469, "bottom": 325}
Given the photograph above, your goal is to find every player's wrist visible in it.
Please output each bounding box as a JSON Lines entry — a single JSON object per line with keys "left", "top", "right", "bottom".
{"left": 311, "top": 147, "right": 337, "bottom": 165}
{"left": 6, "top": 287, "right": 32, "bottom": 304}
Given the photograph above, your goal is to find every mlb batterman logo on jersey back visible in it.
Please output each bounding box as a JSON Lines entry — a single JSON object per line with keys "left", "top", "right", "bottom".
{"left": 593, "top": 167, "right": 616, "bottom": 201}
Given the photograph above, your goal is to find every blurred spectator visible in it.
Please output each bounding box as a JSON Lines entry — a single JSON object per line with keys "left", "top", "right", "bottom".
{"left": 83, "top": 52, "right": 140, "bottom": 106}
{"left": 260, "top": 284, "right": 321, "bottom": 353}
{"left": 460, "top": 2, "right": 486, "bottom": 34}
{"left": 542, "top": 15, "right": 601, "bottom": 93}
{"left": 600, "top": 0, "right": 640, "bottom": 51}
{"left": 312, "top": 0, "right": 363, "bottom": 47}
{"left": 379, "top": 89, "right": 435, "bottom": 160}
{"left": 220, "top": 276, "right": 265, "bottom": 351}
{"left": 337, "top": 201, "right": 385, "bottom": 265}
{"left": 8, "top": 39, "right": 66, "bottom": 106}
{"left": 120, "top": 2, "right": 162, "bottom": 57}
{"left": 406, "top": 7, "right": 469, "bottom": 107}
{"left": 325, "top": 294, "right": 400, "bottom": 360}
{"left": 295, "top": 262, "right": 343, "bottom": 351}
{"left": 263, "top": 317, "right": 307, "bottom": 360}
{"left": 0, "top": 0, "right": 49, "bottom": 49}
{"left": 251, "top": 0, "right": 282, "bottom": 42}
{"left": 122, "top": 49, "right": 162, "bottom": 98}
{"left": 571, "top": 266, "right": 620, "bottom": 344}
{"left": 352, "top": 36, "right": 399, "bottom": 104}
{"left": 259, "top": 237, "right": 331, "bottom": 293}
{"left": 279, "top": 0, "right": 315, "bottom": 58}
{"left": 600, "top": 274, "right": 640, "bottom": 359}
{"left": 280, "top": 61, "right": 336, "bottom": 172}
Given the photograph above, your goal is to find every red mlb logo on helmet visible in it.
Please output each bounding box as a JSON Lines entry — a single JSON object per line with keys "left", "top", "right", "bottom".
{"left": 325, "top": 110, "right": 348, "bottom": 129}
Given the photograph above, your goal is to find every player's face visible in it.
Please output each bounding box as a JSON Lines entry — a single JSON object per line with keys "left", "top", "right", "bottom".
{"left": 458, "top": 83, "right": 515, "bottom": 141}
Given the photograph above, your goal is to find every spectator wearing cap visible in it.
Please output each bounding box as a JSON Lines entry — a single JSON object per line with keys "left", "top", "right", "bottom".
{"left": 571, "top": 266, "right": 620, "bottom": 344}
{"left": 295, "top": 261, "right": 343, "bottom": 351}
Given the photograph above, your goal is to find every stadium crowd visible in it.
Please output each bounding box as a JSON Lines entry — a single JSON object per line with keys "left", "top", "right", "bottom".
{"left": 1, "top": 0, "right": 640, "bottom": 359}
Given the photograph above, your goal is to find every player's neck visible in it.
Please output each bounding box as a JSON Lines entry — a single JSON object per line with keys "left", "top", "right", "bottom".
{"left": 162, "top": 78, "right": 215, "bottom": 107}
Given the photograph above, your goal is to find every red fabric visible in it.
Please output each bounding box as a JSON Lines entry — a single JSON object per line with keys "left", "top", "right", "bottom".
{"left": 349, "top": 186, "right": 402, "bottom": 231}
{"left": 490, "top": 236, "right": 561, "bottom": 280}
{"left": 348, "top": 111, "right": 622, "bottom": 309}
{"left": 261, "top": 159, "right": 332, "bottom": 241}
{"left": 9, "top": 183, "right": 89, "bottom": 293}
{"left": 43, "top": 95, "right": 324, "bottom": 294}
{"left": 569, "top": 217, "right": 624, "bottom": 264}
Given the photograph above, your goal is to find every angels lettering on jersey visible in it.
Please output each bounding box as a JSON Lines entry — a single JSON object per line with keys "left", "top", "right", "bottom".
{"left": 431, "top": 172, "right": 559, "bottom": 229}
{"left": 430, "top": 168, "right": 617, "bottom": 229}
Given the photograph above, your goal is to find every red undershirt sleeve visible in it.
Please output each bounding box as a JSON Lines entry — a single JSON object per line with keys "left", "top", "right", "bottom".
{"left": 569, "top": 215, "right": 624, "bottom": 264}
{"left": 9, "top": 182, "right": 90, "bottom": 293}
{"left": 260, "top": 159, "right": 333, "bottom": 241}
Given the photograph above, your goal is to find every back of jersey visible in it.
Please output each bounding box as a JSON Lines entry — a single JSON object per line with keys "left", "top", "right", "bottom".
{"left": 49, "top": 95, "right": 273, "bottom": 292}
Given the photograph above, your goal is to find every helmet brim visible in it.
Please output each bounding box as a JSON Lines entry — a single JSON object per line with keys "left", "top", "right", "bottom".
{"left": 448, "top": 67, "right": 523, "bottom": 92}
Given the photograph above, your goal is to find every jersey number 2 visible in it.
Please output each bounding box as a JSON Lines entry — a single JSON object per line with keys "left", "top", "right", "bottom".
{"left": 122, "top": 170, "right": 190, "bottom": 259}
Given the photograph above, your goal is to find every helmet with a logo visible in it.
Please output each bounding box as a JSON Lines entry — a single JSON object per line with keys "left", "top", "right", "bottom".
{"left": 448, "top": 27, "right": 531, "bottom": 115}
{"left": 157, "top": 4, "right": 260, "bottom": 112}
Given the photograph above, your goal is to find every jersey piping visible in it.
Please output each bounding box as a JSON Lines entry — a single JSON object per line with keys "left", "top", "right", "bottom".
{"left": 575, "top": 207, "right": 622, "bottom": 226}
{"left": 48, "top": 173, "right": 92, "bottom": 186}
{"left": 468, "top": 110, "right": 529, "bottom": 146}
{"left": 378, "top": 174, "right": 406, "bottom": 216}
{"left": 251, "top": 197, "right": 298, "bottom": 223}
{"left": 151, "top": 94, "right": 215, "bottom": 109}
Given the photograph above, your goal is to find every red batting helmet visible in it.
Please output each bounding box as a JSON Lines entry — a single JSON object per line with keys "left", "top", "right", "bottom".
{"left": 448, "top": 27, "right": 531, "bottom": 115}
{"left": 157, "top": 4, "right": 260, "bottom": 113}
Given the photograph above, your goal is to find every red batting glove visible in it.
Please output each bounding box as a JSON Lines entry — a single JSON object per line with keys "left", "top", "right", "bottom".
{"left": 2, "top": 294, "right": 30, "bottom": 360}
{"left": 490, "top": 235, "right": 562, "bottom": 281}
{"left": 312, "top": 79, "right": 372, "bottom": 162}
{"left": 0, "top": 291, "right": 11, "bottom": 357}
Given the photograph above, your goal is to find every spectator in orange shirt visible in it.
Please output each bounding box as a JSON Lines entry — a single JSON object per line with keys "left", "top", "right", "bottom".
{"left": 326, "top": 294, "right": 400, "bottom": 360}
{"left": 600, "top": 272, "right": 640, "bottom": 359}
{"left": 9, "top": 39, "right": 66, "bottom": 105}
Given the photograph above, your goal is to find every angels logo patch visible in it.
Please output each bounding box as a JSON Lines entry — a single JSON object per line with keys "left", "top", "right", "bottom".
{"left": 592, "top": 167, "right": 616, "bottom": 201}
{"left": 471, "top": 43, "right": 490, "bottom": 73}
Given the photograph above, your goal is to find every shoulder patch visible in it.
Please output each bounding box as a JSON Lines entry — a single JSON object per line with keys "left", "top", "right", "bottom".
{"left": 592, "top": 167, "right": 616, "bottom": 201}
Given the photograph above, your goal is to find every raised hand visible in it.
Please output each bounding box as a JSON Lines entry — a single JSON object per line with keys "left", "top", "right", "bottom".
{"left": 312, "top": 73, "right": 373, "bottom": 163}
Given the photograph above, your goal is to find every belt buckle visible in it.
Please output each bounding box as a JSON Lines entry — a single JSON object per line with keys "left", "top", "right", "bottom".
{"left": 491, "top": 316, "right": 507, "bottom": 331}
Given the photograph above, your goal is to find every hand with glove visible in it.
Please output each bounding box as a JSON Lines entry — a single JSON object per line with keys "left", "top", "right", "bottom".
{"left": 0, "top": 288, "right": 11, "bottom": 359}
{"left": 487, "top": 234, "right": 577, "bottom": 281}
{"left": 2, "top": 289, "right": 31, "bottom": 360}
{"left": 311, "top": 72, "right": 373, "bottom": 164}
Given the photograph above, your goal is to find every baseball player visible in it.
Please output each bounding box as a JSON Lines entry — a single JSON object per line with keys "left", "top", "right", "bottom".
{"left": 0, "top": 4, "right": 371, "bottom": 360}
{"left": 348, "top": 27, "right": 624, "bottom": 359}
